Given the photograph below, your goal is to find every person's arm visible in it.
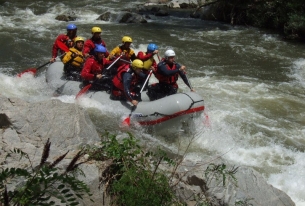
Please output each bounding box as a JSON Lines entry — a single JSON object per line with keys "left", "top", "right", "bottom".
{"left": 138, "top": 70, "right": 147, "bottom": 79}
{"left": 157, "top": 62, "right": 180, "bottom": 76}
{"left": 51, "top": 34, "right": 63, "bottom": 61}
{"left": 130, "top": 49, "right": 136, "bottom": 61}
{"left": 137, "top": 51, "right": 153, "bottom": 61}
{"left": 122, "top": 72, "right": 135, "bottom": 102}
{"left": 179, "top": 71, "right": 192, "bottom": 89}
{"left": 83, "top": 39, "right": 94, "bottom": 58}
{"left": 108, "top": 47, "right": 120, "bottom": 60}
{"left": 81, "top": 58, "right": 95, "bottom": 81}
{"left": 177, "top": 64, "right": 194, "bottom": 91}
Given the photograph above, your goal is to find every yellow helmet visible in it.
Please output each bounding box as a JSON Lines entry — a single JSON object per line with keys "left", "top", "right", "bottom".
{"left": 122, "top": 36, "right": 132, "bottom": 43}
{"left": 132, "top": 59, "right": 144, "bottom": 70}
{"left": 91, "top": 27, "right": 102, "bottom": 33}
{"left": 74, "top": 36, "right": 84, "bottom": 43}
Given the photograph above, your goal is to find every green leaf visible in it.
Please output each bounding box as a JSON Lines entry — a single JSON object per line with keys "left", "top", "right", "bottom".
{"left": 64, "top": 193, "right": 74, "bottom": 198}
{"left": 61, "top": 188, "right": 70, "bottom": 194}
{"left": 57, "top": 184, "right": 65, "bottom": 190}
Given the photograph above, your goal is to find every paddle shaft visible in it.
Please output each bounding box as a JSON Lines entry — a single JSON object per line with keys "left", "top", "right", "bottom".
{"left": 106, "top": 55, "right": 123, "bottom": 70}
{"left": 37, "top": 52, "right": 66, "bottom": 70}
{"left": 139, "top": 53, "right": 160, "bottom": 93}
{"left": 36, "top": 61, "right": 51, "bottom": 70}
{"left": 184, "top": 73, "right": 193, "bottom": 90}
{"left": 119, "top": 59, "right": 132, "bottom": 64}
{"left": 140, "top": 70, "right": 153, "bottom": 93}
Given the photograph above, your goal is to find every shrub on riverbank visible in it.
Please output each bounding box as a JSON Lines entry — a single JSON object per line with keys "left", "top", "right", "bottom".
{"left": 199, "top": 0, "right": 305, "bottom": 41}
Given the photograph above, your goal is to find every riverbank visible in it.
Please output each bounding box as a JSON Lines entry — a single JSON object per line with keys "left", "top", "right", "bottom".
{"left": 0, "top": 94, "right": 295, "bottom": 205}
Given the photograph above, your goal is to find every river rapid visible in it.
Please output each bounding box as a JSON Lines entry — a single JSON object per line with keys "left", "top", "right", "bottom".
{"left": 1, "top": 0, "right": 305, "bottom": 204}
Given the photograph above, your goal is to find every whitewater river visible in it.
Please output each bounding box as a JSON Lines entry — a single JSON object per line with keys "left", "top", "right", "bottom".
{"left": 1, "top": 1, "right": 305, "bottom": 205}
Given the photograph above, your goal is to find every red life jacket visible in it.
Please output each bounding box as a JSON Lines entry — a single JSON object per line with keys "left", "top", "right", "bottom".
{"left": 112, "top": 64, "right": 138, "bottom": 91}
{"left": 154, "top": 61, "right": 179, "bottom": 85}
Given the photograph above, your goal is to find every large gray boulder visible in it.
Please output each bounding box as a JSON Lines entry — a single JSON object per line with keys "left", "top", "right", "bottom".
{"left": 0, "top": 95, "right": 105, "bottom": 205}
{"left": 174, "top": 159, "right": 295, "bottom": 206}
{"left": 0, "top": 95, "right": 295, "bottom": 206}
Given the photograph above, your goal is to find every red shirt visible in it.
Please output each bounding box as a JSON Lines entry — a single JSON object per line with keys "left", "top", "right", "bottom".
{"left": 52, "top": 34, "right": 72, "bottom": 58}
{"left": 83, "top": 38, "right": 109, "bottom": 57}
{"left": 81, "top": 56, "right": 112, "bottom": 81}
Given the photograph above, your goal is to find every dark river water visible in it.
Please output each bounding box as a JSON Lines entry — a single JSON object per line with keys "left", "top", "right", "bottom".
{"left": 1, "top": 1, "right": 305, "bottom": 204}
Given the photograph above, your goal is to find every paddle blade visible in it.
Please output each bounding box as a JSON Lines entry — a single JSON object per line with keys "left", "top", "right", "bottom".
{"left": 121, "top": 105, "right": 136, "bottom": 127}
{"left": 75, "top": 84, "right": 91, "bottom": 99}
{"left": 17, "top": 68, "right": 37, "bottom": 77}
{"left": 56, "top": 39, "right": 70, "bottom": 52}
{"left": 122, "top": 117, "right": 131, "bottom": 127}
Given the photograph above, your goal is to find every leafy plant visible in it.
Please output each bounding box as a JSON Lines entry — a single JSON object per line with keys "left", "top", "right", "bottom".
{"left": 0, "top": 139, "right": 92, "bottom": 206}
{"left": 235, "top": 198, "right": 254, "bottom": 206}
{"left": 92, "top": 132, "right": 177, "bottom": 206}
{"left": 84, "top": 132, "right": 241, "bottom": 206}
{"left": 205, "top": 163, "right": 238, "bottom": 187}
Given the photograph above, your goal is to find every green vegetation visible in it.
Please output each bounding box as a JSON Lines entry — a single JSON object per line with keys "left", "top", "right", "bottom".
{"left": 199, "top": 0, "right": 305, "bottom": 40}
{"left": 1, "top": 133, "right": 241, "bottom": 205}
{"left": 84, "top": 132, "right": 177, "bottom": 206}
{"left": 84, "top": 132, "right": 240, "bottom": 206}
{"left": 0, "top": 139, "right": 92, "bottom": 206}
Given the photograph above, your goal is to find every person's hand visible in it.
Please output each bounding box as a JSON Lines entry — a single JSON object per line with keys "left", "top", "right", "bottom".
{"left": 150, "top": 66, "right": 156, "bottom": 72}
{"left": 191, "top": 88, "right": 195, "bottom": 92}
{"left": 153, "top": 50, "right": 159, "bottom": 55}
{"left": 84, "top": 53, "right": 91, "bottom": 59}
{"left": 179, "top": 65, "right": 186, "bottom": 72}
{"left": 131, "top": 100, "right": 138, "bottom": 106}
{"left": 108, "top": 54, "right": 115, "bottom": 60}
{"left": 50, "top": 58, "right": 56, "bottom": 63}
{"left": 96, "top": 74, "right": 102, "bottom": 79}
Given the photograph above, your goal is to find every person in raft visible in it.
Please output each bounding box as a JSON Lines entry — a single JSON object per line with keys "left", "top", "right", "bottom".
{"left": 83, "top": 26, "right": 109, "bottom": 59}
{"left": 136, "top": 43, "right": 159, "bottom": 91}
{"left": 50, "top": 23, "right": 78, "bottom": 63}
{"left": 147, "top": 49, "right": 194, "bottom": 101}
{"left": 111, "top": 59, "right": 149, "bottom": 106}
{"left": 61, "top": 36, "right": 85, "bottom": 81}
{"left": 81, "top": 45, "right": 113, "bottom": 92}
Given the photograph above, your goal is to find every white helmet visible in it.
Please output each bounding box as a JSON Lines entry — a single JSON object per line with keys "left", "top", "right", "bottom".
{"left": 164, "top": 49, "right": 175, "bottom": 58}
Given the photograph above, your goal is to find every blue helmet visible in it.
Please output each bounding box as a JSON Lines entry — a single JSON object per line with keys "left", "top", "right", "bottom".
{"left": 66, "top": 24, "right": 77, "bottom": 30}
{"left": 147, "top": 43, "right": 158, "bottom": 53}
{"left": 94, "top": 45, "right": 107, "bottom": 53}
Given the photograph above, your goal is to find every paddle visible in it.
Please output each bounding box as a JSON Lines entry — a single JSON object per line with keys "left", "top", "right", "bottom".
{"left": 75, "top": 55, "right": 123, "bottom": 99}
{"left": 17, "top": 61, "right": 51, "bottom": 77}
{"left": 157, "top": 53, "right": 161, "bottom": 61}
{"left": 105, "top": 54, "right": 123, "bottom": 72}
{"left": 119, "top": 59, "right": 132, "bottom": 64}
{"left": 17, "top": 52, "right": 66, "bottom": 77}
{"left": 122, "top": 105, "right": 136, "bottom": 127}
{"left": 140, "top": 70, "right": 153, "bottom": 93}
{"left": 75, "top": 84, "right": 92, "bottom": 99}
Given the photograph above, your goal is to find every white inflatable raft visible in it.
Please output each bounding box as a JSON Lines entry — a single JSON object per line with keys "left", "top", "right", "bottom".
{"left": 46, "top": 62, "right": 205, "bottom": 132}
